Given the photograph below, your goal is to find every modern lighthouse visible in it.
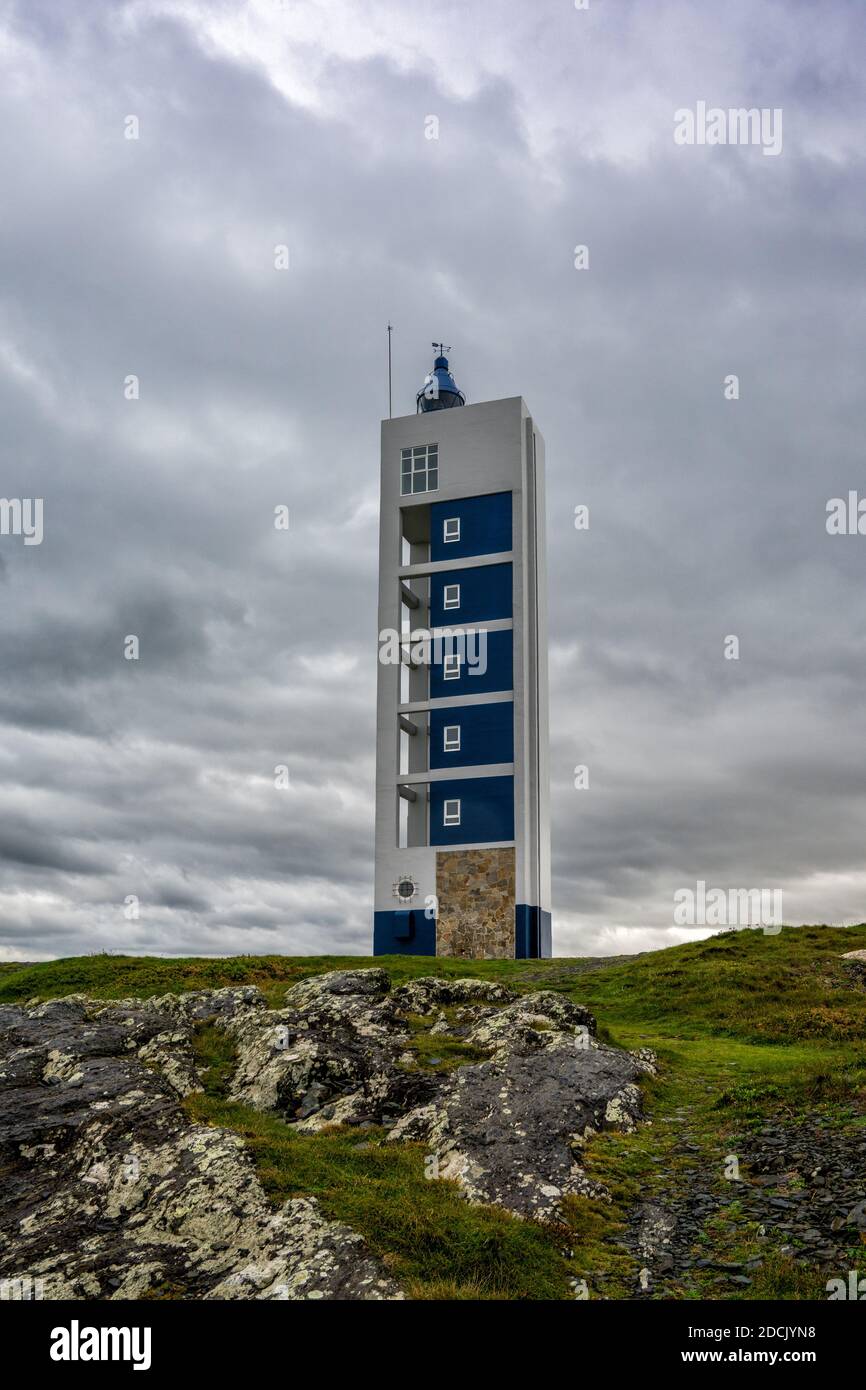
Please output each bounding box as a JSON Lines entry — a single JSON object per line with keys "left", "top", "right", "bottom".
{"left": 372, "top": 348, "right": 552, "bottom": 959}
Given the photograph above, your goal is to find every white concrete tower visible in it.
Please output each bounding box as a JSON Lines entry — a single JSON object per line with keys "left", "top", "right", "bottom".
{"left": 373, "top": 349, "right": 551, "bottom": 959}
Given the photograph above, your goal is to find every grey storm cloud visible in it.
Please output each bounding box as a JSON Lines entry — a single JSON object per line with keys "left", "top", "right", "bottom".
{"left": 0, "top": 0, "right": 865, "bottom": 961}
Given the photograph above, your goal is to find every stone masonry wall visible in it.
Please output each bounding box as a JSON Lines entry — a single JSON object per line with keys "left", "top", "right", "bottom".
{"left": 435, "top": 848, "right": 515, "bottom": 959}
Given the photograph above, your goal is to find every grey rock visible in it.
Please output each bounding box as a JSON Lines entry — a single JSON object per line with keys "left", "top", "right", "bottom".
{"left": 224, "top": 969, "right": 652, "bottom": 1220}
{"left": 844, "top": 1200, "right": 866, "bottom": 1229}
{"left": 388, "top": 1029, "right": 654, "bottom": 1220}
{"left": 0, "top": 967, "right": 660, "bottom": 1291}
{"left": 0, "top": 992, "right": 401, "bottom": 1301}
{"left": 389, "top": 976, "right": 516, "bottom": 1014}
{"left": 225, "top": 967, "right": 439, "bottom": 1128}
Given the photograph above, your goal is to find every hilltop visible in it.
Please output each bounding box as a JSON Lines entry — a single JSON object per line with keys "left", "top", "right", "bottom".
{"left": 1, "top": 923, "right": 865, "bottom": 1300}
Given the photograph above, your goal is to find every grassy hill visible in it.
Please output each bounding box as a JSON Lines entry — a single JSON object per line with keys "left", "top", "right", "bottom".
{"left": 3, "top": 922, "right": 865, "bottom": 1300}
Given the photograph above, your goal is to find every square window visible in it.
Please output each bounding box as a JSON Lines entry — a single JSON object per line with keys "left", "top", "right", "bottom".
{"left": 443, "top": 653, "right": 461, "bottom": 680}
{"left": 443, "top": 517, "right": 460, "bottom": 543}
{"left": 444, "top": 725, "right": 460, "bottom": 751}
{"left": 400, "top": 444, "right": 438, "bottom": 496}
{"left": 443, "top": 583, "right": 460, "bottom": 610}
{"left": 443, "top": 798, "right": 461, "bottom": 826}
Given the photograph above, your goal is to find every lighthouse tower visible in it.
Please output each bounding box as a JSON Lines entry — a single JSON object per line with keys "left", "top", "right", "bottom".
{"left": 373, "top": 348, "right": 551, "bottom": 959}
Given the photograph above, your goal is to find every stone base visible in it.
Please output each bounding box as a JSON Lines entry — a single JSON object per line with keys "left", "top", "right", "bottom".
{"left": 435, "top": 847, "right": 516, "bottom": 959}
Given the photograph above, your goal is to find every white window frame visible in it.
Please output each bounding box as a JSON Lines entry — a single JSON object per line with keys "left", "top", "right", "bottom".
{"left": 443, "top": 724, "right": 461, "bottom": 752}
{"left": 443, "top": 798, "right": 461, "bottom": 826}
{"left": 443, "top": 583, "right": 460, "bottom": 610}
{"left": 443, "top": 653, "right": 461, "bottom": 680}
{"left": 443, "top": 517, "right": 460, "bottom": 543}
{"left": 400, "top": 444, "right": 438, "bottom": 497}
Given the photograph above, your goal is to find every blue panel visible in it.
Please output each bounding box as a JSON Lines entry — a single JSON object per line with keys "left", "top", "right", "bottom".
{"left": 430, "top": 492, "right": 513, "bottom": 562}
{"left": 514, "top": 904, "right": 536, "bottom": 959}
{"left": 514, "top": 906, "right": 553, "bottom": 960}
{"left": 429, "top": 628, "right": 512, "bottom": 698}
{"left": 429, "top": 701, "right": 513, "bottom": 769}
{"left": 373, "top": 910, "right": 437, "bottom": 956}
{"left": 430, "top": 775, "right": 514, "bottom": 846}
{"left": 429, "top": 563, "right": 512, "bottom": 627}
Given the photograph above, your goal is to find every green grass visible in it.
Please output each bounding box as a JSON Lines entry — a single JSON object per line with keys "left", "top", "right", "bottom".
{"left": 399, "top": 1011, "right": 490, "bottom": 1071}
{"left": 0, "top": 951, "right": 547, "bottom": 1009}
{"left": 194, "top": 1023, "right": 238, "bottom": 1098}
{"left": 6, "top": 923, "right": 866, "bottom": 1299}
{"left": 569, "top": 924, "right": 866, "bottom": 1044}
{"left": 4, "top": 924, "right": 865, "bottom": 1044}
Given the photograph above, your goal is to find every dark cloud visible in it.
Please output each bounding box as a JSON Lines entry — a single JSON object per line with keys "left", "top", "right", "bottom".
{"left": 0, "top": 0, "right": 863, "bottom": 960}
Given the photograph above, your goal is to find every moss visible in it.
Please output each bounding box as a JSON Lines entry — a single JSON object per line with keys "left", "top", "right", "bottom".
{"left": 398, "top": 1012, "right": 490, "bottom": 1071}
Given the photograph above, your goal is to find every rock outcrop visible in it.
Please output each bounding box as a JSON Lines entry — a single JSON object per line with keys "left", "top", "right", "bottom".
{"left": 224, "top": 967, "right": 440, "bottom": 1130}
{"left": 840, "top": 949, "right": 866, "bottom": 986}
{"left": 0, "top": 968, "right": 656, "bottom": 1298}
{"left": 388, "top": 987, "right": 653, "bottom": 1219}
{"left": 0, "top": 991, "right": 401, "bottom": 1301}
{"left": 225, "top": 970, "right": 654, "bottom": 1219}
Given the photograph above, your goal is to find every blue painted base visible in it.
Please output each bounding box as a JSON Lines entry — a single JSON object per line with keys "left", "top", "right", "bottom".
{"left": 373, "top": 907, "right": 552, "bottom": 959}
{"left": 373, "top": 909, "right": 437, "bottom": 956}
{"left": 514, "top": 904, "right": 553, "bottom": 959}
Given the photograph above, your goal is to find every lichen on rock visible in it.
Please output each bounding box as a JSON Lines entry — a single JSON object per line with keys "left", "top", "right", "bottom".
{"left": 0, "top": 987, "right": 401, "bottom": 1301}
{"left": 0, "top": 967, "right": 658, "bottom": 1296}
{"left": 388, "top": 1014, "right": 655, "bottom": 1220}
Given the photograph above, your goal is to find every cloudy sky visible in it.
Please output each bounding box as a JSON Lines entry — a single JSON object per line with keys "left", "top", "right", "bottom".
{"left": 0, "top": 0, "right": 864, "bottom": 962}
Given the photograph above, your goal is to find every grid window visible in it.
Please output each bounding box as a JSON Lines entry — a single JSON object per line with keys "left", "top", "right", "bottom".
{"left": 443, "top": 653, "right": 461, "bottom": 680}
{"left": 443, "top": 583, "right": 460, "bottom": 610}
{"left": 444, "top": 724, "right": 461, "bottom": 751}
{"left": 401, "top": 444, "right": 438, "bottom": 496}
{"left": 443, "top": 517, "right": 460, "bottom": 543}
{"left": 443, "top": 798, "right": 461, "bottom": 826}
